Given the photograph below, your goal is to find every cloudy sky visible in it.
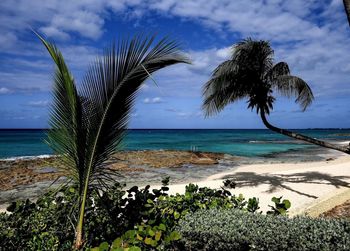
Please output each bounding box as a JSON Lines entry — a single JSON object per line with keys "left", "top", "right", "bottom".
{"left": 0, "top": 0, "right": 349, "bottom": 129}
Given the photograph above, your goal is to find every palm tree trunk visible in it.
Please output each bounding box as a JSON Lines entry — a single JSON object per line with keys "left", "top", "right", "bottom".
{"left": 344, "top": 0, "right": 350, "bottom": 27}
{"left": 260, "top": 111, "right": 350, "bottom": 154}
{"left": 74, "top": 190, "right": 88, "bottom": 249}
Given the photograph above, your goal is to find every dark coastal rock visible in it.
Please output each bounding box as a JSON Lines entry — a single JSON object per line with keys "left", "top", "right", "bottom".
{"left": 0, "top": 150, "right": 231, "bottom": 206}
{"left": 112, "top": 150, "right": 223, "bottom": 168}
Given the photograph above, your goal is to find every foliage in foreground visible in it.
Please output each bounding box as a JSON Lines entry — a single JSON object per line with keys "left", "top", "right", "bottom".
{"left": 0, "top": 179, "right": 261, "bottom": 250}
{"left": 176, "top": 208, "right": 350, "bottom": 251}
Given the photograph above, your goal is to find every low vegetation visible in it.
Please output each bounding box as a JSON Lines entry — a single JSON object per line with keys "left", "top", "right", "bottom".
{"left": 1, "top": 177, "right": 349, "bottom": 250}
{"left": 0, "top": 178, "right": 261, "bottom": 250}
{"left": 177, "top": 208, "right": 350, "bottom": 251}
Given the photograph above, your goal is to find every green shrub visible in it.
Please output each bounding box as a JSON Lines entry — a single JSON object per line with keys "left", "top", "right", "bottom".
{"left": 92, "top": 180, "right": 262, "bottom": 250}
{"left": 0, "top": 178, "right": 262, "bottom": 250}
{"left": 266, "top": 196, "right": 291, "bottom": 216}
{"left": 0, "top": 188, "right": 77, "bottom": 250}
{"left": 176, "top": 209, "right": 350, "bottom": 251}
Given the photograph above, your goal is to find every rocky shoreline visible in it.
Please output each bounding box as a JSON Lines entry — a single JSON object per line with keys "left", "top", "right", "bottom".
{"left": 0, "top": 150, "right": 230, "bottom": 206}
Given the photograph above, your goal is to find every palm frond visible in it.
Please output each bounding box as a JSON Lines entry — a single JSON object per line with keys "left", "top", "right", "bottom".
{"left": 202, "top": 60, "right": 249, "bottom": 116}
{"left": 34, "top": 32, "right": 86, "bottom": 188}
{"left": 79, "top": 35, "right": 189, "bottom": 188}
{"left": 264, "top": 62, "right": 290, "bottom": 82}
{"left": 233, "top": 38, "right": 274, "bottom": 77}
{"left": 37, "top": 32, "right": 189, "bottom": 248}
{"left": 272, "top": 75, "right": 314, "bottom": 110}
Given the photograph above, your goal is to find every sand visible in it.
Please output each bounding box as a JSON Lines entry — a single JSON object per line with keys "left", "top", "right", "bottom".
{"left": 152, "top": 152, "right": 350, "bottom": 216}
{"left": 2, "top": 151, "right": 350, "bottom": 216}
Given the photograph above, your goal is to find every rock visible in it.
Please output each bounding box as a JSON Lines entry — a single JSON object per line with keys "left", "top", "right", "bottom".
{"left": 0, "top": 150, "right": 232, "bottom": 204}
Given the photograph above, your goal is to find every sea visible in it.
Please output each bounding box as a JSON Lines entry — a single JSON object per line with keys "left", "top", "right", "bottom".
{"left": 1, "top": 129, "right": 350, "bottom": 201}
{"left": 0, "top": 129, "right": 349, "bottom": 160}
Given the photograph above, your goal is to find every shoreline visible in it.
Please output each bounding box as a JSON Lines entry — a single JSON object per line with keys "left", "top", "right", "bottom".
{"left": 1, "top": 149, "right": 350, "bottom": 216}
{"left": 151, "top": 151, "right": 350, "bottom": 216}
{"left": 0, "top": 154, "right": 55, "bottom": 162}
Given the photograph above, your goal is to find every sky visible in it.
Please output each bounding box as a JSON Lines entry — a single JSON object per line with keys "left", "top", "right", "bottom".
{"left": 0, "top": 0, "right": 349, "bottom": 129}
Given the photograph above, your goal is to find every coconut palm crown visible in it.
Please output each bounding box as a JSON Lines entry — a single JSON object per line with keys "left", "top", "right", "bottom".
{"left": 203, "top": 38, "right": 350, "bottom": 154}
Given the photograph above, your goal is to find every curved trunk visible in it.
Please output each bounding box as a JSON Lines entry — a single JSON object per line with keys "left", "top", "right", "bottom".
{"left": 260, "top": 111, "right": 350, "bottom": 154}
{"left": 344, "top": 0, "right": 350, "bottom": 27}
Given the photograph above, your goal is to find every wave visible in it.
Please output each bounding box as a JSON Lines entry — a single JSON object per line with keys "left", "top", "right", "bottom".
{"left": 248, "top": 140, "right": 303, "bottom": 144}
{"left": 0, "top": 154, "right": 55, "bottom": 161}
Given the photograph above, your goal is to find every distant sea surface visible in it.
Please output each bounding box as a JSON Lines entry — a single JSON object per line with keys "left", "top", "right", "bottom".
{"left": 0, "top": 129, "right": 349, "bottom": 159}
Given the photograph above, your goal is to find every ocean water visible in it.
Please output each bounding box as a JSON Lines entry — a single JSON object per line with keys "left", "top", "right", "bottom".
{"left": 0, "top": 129, "right": 349, "bottom": 159}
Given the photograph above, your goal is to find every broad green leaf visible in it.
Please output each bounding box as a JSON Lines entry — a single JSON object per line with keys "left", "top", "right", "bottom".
{"left": 155, "top": 231, "right": 162, "bottom": 241}
{"left": 136, "top": 234, "right": 143, "bottom": 241}
{"left": 174, "top": 211, "right": 180, "bottom": 219}
{"left": 148, "top": 229, "right": 155, "bottom": 236}
{"left": 99, "top": 242, "right": 110, "bottom": 251}
{"left": 144, "top": 237, "right": 153, "bottom": 245}
{"left": 158, "top": 223, "right": 166, "bottom": 231}
{"left": 112, "top": 248, "right": 124, "bottom": 251}
{"left": 112, "top": 237, "right": 123, "bottom": 248}
{"left": 169, "top": 231, "right": 181, "bottom": 241}
{"left": 129, "top": 247, "right": 141, "bottom": 251}
{"left": 283, "top": 199, "right": 291, "bottom": 209}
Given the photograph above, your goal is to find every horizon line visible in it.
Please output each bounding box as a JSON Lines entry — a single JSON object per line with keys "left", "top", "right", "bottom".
{"left": 0, "top": 128, "right": 350, "bottom": 130}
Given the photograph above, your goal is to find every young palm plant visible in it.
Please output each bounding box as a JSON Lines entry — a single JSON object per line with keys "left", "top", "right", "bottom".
{"left": 203, "top": 38, "right": 350, "bottom": 154}
{"left": 36, "top": 32, "right": 189, "bottom": 249}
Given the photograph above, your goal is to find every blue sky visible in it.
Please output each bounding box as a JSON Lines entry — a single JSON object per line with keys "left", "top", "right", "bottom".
{"left": 0, "top": 0, "right": 349, "bottom": 129}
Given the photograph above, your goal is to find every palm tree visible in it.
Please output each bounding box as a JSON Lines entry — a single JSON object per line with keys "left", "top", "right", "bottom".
{"left": 203, "top": 38, "right": 350, "bottom": 154}
{"left": 36, "top": 32, "right": 189, "bottom": 249}
{"left": 344, "top": 0, "right": 350, "bottom": 27}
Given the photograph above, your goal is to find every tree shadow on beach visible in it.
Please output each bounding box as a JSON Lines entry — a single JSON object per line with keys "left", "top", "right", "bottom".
{"left": 222, "top": 172, "right": 350, "bottom": 199}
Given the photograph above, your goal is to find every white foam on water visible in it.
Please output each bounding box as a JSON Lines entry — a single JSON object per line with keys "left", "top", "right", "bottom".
{"left": 0, "top": 154, "right": 55, "bottom": 161}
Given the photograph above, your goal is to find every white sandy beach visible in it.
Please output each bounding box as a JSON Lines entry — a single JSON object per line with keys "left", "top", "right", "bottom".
{"left": 153, "top": 151, "right": 350, "bottom": 216}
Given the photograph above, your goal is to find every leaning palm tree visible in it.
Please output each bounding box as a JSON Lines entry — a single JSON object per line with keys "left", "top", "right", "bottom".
{"left": 203, "top": 38, "right": 350, "bottom": 154}
{"left": 36, "top": 32, "right": 189, "bottom": 249}
{"left": 344, "top": 0, "right": 350, "bottom": 27}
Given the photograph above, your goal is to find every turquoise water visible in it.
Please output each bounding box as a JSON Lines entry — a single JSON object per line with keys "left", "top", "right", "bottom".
{"left": 0, "top": 129, "right": 349, "bottom": 159}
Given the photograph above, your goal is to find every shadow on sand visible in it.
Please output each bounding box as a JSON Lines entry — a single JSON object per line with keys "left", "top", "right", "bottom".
{"left": 222, "top": 171, "right": 350, "bottom": 199}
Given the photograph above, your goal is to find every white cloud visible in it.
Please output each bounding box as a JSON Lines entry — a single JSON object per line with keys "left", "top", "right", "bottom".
{"left": 0, "top": 0, "right": 349, "bottom": 117}
{"left": 0, "top": 87, "right": 12, "bottom": 94}
{"left": 47, "top": 10, "right": 104, "bottom": 39}
{"left": 39, "top": 26, "right": 70, "bottom": 40}
{"left": 0, "top": 42, "right": 100, "bottom": 93}
{"left": 147, "top": 0, "right": 341, "bottom": 43}
{"left": 150, "top": 1, "right": 350, "bottom": 99}
{"left": 216, "top": 47, "right": 231, "bottom": 59}
{"left": 0, "top": 70, "right": 51, "bottom": 93}
{"left": 27, "top": 100, "right": 50, "bottom": 107}
{"left": 0, "top": 0, "right": 142, "bottom": 41}
{"left": 143, "top": 97, "right": 164, "bottom": 104}
{"left": 165, "top": 107, "right": 203, "bottom": 118}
